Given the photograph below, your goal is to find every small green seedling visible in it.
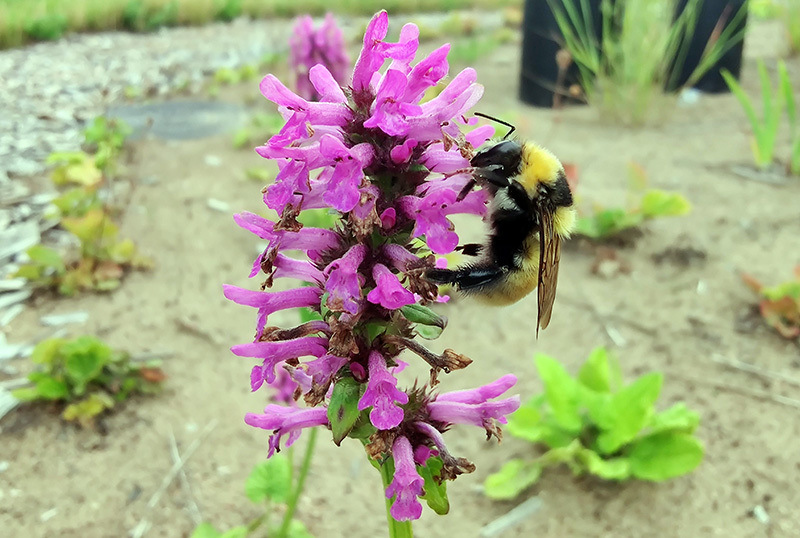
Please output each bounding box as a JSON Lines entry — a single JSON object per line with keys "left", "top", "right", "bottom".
{"left": 12, "top": 336, "right": 164, "bottom": 428}
{"left": 192, "top": 451, "right": 315, "bottom": 538}
{"left": 742, "top": 266, "right": 800, "bottom": 340}
{"left": 484, "top": 348, "right": 703, "bottom": 500}
{"left": 575, "top": 162, "right": 691, "bottom": 240}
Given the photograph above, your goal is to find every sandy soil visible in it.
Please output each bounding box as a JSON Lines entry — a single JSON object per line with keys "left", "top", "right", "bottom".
{"left": 2, "top": 17, "right": 800, "bottom": 538}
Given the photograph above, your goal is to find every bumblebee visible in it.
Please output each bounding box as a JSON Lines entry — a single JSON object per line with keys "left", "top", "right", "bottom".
{"left": 425, "top": 115, "right": 576, "bottom": 334}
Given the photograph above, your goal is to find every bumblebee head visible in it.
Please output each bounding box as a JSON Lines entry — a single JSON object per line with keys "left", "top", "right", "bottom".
{"left": 470, "top": 140, "right": 523, "bottom": 179}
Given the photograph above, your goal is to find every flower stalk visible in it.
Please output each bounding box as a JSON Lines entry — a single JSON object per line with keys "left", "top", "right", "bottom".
{"left": 227, "top": 10, "right": 521, "bottom": 530}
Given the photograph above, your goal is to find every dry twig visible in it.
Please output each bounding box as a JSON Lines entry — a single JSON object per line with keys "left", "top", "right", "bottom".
{"left": 130, "top": 420, "right": 217, "bottom": 538}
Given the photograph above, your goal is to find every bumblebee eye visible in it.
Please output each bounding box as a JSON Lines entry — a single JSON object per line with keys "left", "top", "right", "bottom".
{"left": 470, "top": 140, "right": 523, "bottom": 176}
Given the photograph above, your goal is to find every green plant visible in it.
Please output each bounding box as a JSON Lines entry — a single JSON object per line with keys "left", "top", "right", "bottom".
{"left": 24, "top": 13, "right": 68, "bottom": 41}
{"left": 721, "top": 60, "right": 788, "bottom": 171}
{"left": 13, "top": 116, "right": 151, "bottom": 295}
{"left": 575, "top": 163, "right": 691, "bottom": 240}
{"left": 781, "top": 1, "right": 800, "bottom": 55}
{"left": 550, "top": 0, "right": 747, "bottom": 125}
{"left": 484, "top": 348, "right": 704, "bottom": 500}
{"left": 12, "top": 336, "right": 165, "bottom": 428}
{"left": 192, "top": 418, "right": 317, "bottom": 538}
{"left": 216, "top": 0, "right": 242, "bottom": 22}
{"left": 742, "top": 266, "right": 800, "bottom": 340}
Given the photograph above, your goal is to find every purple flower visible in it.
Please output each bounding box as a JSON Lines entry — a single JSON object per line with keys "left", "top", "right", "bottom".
{"left": 398, "top": 187, "right": 486, "bottom": 254}
{"left": 367, "top": 263, "right": 415, "bottom": 309}
{"left": 245, "top": 405, "right": 329, "bottom": 457}
{"left": 352, "top": 12, "right": 419, "bottom": 95}
{"left": 363, "top": 69, "right": 423, "bottom": 136}
{"left": 324, "top": 244, "right": 367, "bottom": 314}
{"left": 289, "top": 14, "right": 350, "bottom": 102}
{"left": 318, "top": 135, "right": 373, "bottom": 212}
{"left": 358, "top": 351, "right": 409, "bottom": 430}
{"left": 385, "top": 436, "right": 424, "bottom": 521}
{"left": 224, "top": 285, "right": 322, "bottom": 339}
{"left": 229, "top": 10, "right": 527, "bottom": 523}
{"left": 428, "top": 374, "right": 521, "bottom": 432}
{"left": 233, "top": 337, "right": 328, "bottom": 386}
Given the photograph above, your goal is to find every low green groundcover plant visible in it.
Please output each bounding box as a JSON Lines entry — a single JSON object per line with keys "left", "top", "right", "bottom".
{"left": 485, "top": 348, "right": 704, "bottom": 500}
{"left": 12, "top": 336, "right": 165, "bottom": 428}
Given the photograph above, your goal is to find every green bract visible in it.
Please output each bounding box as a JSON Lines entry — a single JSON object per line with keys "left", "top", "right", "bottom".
{"left": 484, "top": 347, "right": 704, "bottom": 500}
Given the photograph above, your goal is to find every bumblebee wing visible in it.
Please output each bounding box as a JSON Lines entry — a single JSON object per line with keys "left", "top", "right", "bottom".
{"left": 536, "top": 208, "right": 562, "bottom": 336}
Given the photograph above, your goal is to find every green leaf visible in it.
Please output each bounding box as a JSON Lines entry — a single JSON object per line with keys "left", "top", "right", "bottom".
{"left": 578, "top": 347, "right": 619, "bottom": 393}
{"left": 297, "top": 307, "right": 322, "bottom": 323}
{"left": 285, "top": 519, "right": 315, "bottom": 538}
{"left": 191, "top": 523, "right": 224, "bottom": 538}
{"left": 418, "top": 456, "right": 449, "bottom": 515}
{"left": 327, "top": 376, "right": 363, "bottom": 445}
{"left": 62, "top": 392, "right": 114, "bottom": 424}
{"left": 63, "top": 337, "right": 109, "bottom": 393}
{"left": 506, "top": 405, "right": 544, "bottom": 442}
{"left": 34, "top": 377, "right": 70, "bottom": 400}
{"left": 245, "top": 456, "right": 292, "bottom": 503}
{"left": 596, "top": 372, "right": 663, "bottom": 454}
{"left": 639, "top": 190, "right": 691, "bottom": 218}
{"left": 628, "top": 432, "right": 704, "bottom": 481}
{"left": 10, "top": 387, "right": 42, "bottom": 402}
{"left": 25, "top": 245, "right": 66, "bottom": 273}
{"left": 534, "top": 354, "right": 582, "bottom": 433}
{"left": 401, "top": 304, "right": 447, "bottom": 327}
{"left": 31, "top": 338, "right": 66, "bottom": 366}
{"left": 648, "top": 403, "right": 700, "bottom": 434}
{"left": 484, "top": 459, "right": 542, "bottom": 500}
{"left": 576, "top": 448, "right": 631, "bottom": 480}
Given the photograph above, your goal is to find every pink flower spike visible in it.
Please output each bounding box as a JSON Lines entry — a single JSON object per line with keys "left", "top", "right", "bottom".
{"left": 272, "top": 254, "right": 325, "bottom": 284}
{"left": 364, "top": 69, "right": 423, "bottom": 136}
{"left": 324, "top": 244, "right": 367, "bottom": 314}
{"left": 385, "top": 436, "right": 424, "bottom": 521}
{"left": 233, "top": 337, "right": 329, "bottom": 385}
{"left": 358, "top": 351, "right": 409, "bottom": 430}
{"left": 223, "top": 285, "right": 322, "bottom": 338}
{"left": 352, "top": 11, "right": 390, "bottom": 92}
{"left": 309, "top": 64, "right": 347, "bottom": 103}
{"left": 382, "top": 243, "right": 421, "bottom": 272}
{"left": 403, "top": 43, "right": 450, "bottom": 103}
{"left": 318, "top": 136, "right": 373, "bottom": 212}
{"left": 245, "top": 405, "right": 328, "bottom": 457}
{"left": 367, "top": 263, "right": 415, "bottom": 309}
{"left": 380, "top": 208, "right": 396, "bottom": 229}
{"left": 427, "top": 375, "right": 521, "bottom": 430}
{"left": 390, "top": 139, "right": 418, "bottom": 164}
{"left": 436, "top": 374, "right": 518, "bottom": 404}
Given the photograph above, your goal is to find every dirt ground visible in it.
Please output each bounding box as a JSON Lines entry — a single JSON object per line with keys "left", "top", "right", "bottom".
{"left": 2, "top": 16, "right": 800, "bottom": 538}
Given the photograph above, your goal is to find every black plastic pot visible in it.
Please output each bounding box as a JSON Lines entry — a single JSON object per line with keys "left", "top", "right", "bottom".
{"left": 670, "top": 0, "right": 748, "bottom": 93}
{"left": 518, "top": 0, "right": 605, "bottom": 108}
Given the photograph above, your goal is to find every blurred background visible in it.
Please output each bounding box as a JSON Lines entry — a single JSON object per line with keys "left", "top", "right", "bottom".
{"left": 1, "top": 0, "right": 799, "bottom": 537}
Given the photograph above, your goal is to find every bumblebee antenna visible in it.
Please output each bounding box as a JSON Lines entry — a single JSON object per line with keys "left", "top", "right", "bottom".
{"left": 473, "top": 112, "right": 516, "bottom": 140}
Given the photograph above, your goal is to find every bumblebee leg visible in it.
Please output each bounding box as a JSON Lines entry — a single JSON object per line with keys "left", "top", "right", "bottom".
{"left": 426, "top": 264, "right": 505, "bottom": 290}
{"left": 455, "top": 243, "right": 483, "bottom": 257}
{"left": 456, "top": 179, "right": 476, "bottom": 202}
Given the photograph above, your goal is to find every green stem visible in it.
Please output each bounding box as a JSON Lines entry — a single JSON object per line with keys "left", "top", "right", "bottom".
{"left": 379, "top": 458, "right": 414, "bottom": 538}
{"left": 277, "top": 426, "right": 318, "bottom": 537}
